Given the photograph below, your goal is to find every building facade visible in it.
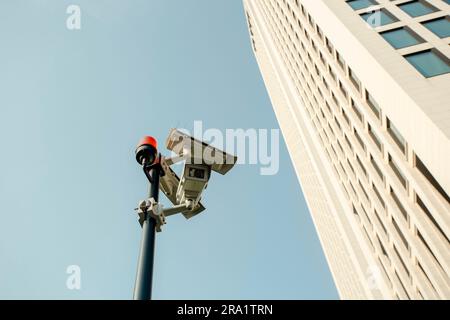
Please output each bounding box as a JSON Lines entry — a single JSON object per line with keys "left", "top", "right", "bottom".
{"left": 243, "top": 0, "right": 450, "bottom": 299}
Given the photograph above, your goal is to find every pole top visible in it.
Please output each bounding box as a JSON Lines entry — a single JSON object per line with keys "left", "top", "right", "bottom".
{"left": 135, "top": 136, "right": 158, "bottom": 166}
{"left": 137, "top": 136, "right": 158, "bottom": 150}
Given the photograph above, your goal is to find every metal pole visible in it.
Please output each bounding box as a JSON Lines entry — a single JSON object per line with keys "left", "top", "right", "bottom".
{"left": 133, "top": 164, "right": 160, "bottom": 300}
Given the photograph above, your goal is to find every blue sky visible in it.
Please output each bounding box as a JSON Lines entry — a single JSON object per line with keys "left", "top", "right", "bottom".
{"left": 0, "top": 0, "right": 338, "bottom": 299}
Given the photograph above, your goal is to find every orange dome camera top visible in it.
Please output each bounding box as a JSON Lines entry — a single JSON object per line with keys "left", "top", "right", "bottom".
{"left": 135, "top": 136, "right": 158, "bottom": 166}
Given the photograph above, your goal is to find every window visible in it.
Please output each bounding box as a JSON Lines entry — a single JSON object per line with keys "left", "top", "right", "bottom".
{"left": 369, "top": 125, "right": 382, "bottom": 151}
{"left": 363, "top": 226, "right": 374, "bottom": 249}
{"left": 371, "top": 155, "right": 384, "bottom": 181}
{"left": 343, "top": 109, "right": 350, "bottom": 126}
{"left": 360, "top": 9, "right": 398, "bottom": 27}
{"left": 422, "top": 16, "right": 450, "bottom": 38}
{"left": 394, "top": 270, "right": 410, "bottom": 298}
{"left": 347, "top": 158, "right": 355, "bottom": 174}
{"left": 375, "top": 209, "right": 387, "bottom": 234}
{"left": 355, "top": 129, "right": 366, "bottom": 152}
{"left": 335, "top": 116, "right": 342, "bottom": 132}
{"left": 353, "top": 205, "right": 359, "bottom": 217}
{"left": 349, "top": 68, "right": 361, "bottom": 92}
{"left": 319, "top": 51, "right": 326, "bottom": 65}
{"left": 345, "top": 134, "right": 353, "bottom": 152}
{"left": 336, "top": 51, "right": 346, "bottom": 70}
{"left": 417, "top": 290, "right": 424, "bottom": 300}
{"left": 373, "top": 183, "right": 386, "bottom": 209}
{"left": 325, "top": 101, "right": 333, "bottom": 114}
{"left": 339, "top": 81, "right": 348, "bottom": 99}
{"left": 380, "top": 27, "right": 424, "bottom": 49}
{"left": 323, "top": 77, "right": 329, "bottom": 90}
{"left": 416, "top": 195, "right": 450, "bottom": 244}
{"left": 347, "top": 0, "right": 378, "bottom": 10}
{"left": 312, "top": 40, "right": 318, "bottom": 53}
{"left": 352, "top": 100, "right": 364, "bottom": 123}
{"left": 404, "top": 49, "right": 450, "bottom": 77}
{"left": 308, "top": 13, "right": 315, "bottom": 27}
{"left": 392, "top": 218, "right": 409, "bottom": 249}
{"left": 337, "top": 140, "right": 344, "bottom": 154}
{"left": 329, "top": 67, "right": 337, "bottom": 82}
{"left": 387, "top": 118, "right": 406, "bottom": 154}
{"left": 398, "top": 0, "right": 438, "bottom": 17}
{"left": 418, "top": 231, "right": 445, "bottom": 275}
{"left": 332, "top": 92, "right": 339, "bottom": 106}
{"left": 417, "top": 261, "right": 437, "bottom": 292}
{"left": 356, "top": 154, "right": 367, "bottom": 177}
{"left": 415, "top": 155, "right": 450, "bottom": 204}
{"left": 317, "top": 26, "right": 324, "bottom": 41}
{"left": 391, "top": 188, "right": 408, "bottom": 221}
{"left": 325, "top": 37, "right": 333, "bottom": 54}
{"left": 359, "top": 181, "right": 370, "bottom": 202}
{"left": 366, "top": 90, "right": 381, "bottom": 119}
{"left": 378, "top": 236, "right": 388, "bottom": 257}
{"left": 389, "top": 155, "right": 408, "bottom": 189}
{"left": 393, "top": 245, "right": 410, "bottom": 278}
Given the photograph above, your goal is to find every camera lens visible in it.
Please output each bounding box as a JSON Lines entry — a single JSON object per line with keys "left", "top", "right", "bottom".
{"left": 189, "top": 168, "right": 205, "bottom": 179}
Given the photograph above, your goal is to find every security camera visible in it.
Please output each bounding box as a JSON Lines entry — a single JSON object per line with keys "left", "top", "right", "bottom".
{"left": 176, "top": 163, "right": 211, "bottom": 210}
{"left": 165, "top": 129, "right": 237, "bottom": 175}
{"left": 159, "top": 158, "right": 206, "bottom": 219}
{"left": 135, "top": 129, "right": 237, "bottom": 231}
{"left": 164, "top": 129, "right": 237, "bottom": 220}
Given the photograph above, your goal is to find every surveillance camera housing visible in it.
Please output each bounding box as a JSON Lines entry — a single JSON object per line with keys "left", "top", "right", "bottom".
{"left": 159, "top": 157, "right": 206, "bottom": 219}
{"left": 166, "top": 129, "right": 237, "bottom": 175}
{"left": 135, "top": 129, "right": 237, "bottom": 227}
{"left": 176, "top": 164, "right": 210, "bottom": 209}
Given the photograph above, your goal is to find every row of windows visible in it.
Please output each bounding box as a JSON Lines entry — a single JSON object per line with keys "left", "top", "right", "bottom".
{"left": 272, "top": 0, "right": 450, "bottom": 220}
{"left": 292, "top": 2, "right": 404, "bottom": 296}
{"left": 348, "top": 0, "right": 449, "bottom": 15}
{"left": 266, "top": 0, "right": 415, "bottom": 297}
{"left": 346, "top": 0, "right": 450, "bottom": 245}
{"left": 246, "top": 12, "right": 258, "bottom": 52}
{"left": 292, "top": 0, "right": 447, "bottom": 295}
{"left": 346, "top": 0, "right": 450, "bottom": 78}
{"left": 342, "top": 0, "right": 450, "bottom": 237}
{"left": 260, "top": 0, "right": 449, "bottom": 298}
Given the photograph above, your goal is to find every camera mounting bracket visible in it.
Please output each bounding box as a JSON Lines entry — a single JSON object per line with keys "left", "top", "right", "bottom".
{"left": 135, "top": 198, "right": 197, "bottom": 232}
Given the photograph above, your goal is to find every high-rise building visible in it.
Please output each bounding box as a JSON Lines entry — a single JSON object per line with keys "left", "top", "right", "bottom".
{"left": 243, "top": 0, "right": 450, "bottom": 299}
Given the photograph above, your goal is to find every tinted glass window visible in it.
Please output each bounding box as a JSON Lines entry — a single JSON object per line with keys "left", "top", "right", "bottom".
{"left": 361, "top": 9, "right": 397, "bottom": 26}
{"left": 405, "top": 50, "right": 450, "bottom": 77}
{"left": 347, "top": 0, "right": 377, "bottom": 10}
{"left": 422, "top": 17, "right": 450, "bottom": 38}
{"left": 398, "top": 1, "right": 437, "bottom": 17}
{"left": 381, "top": 28, "right": 423, "bottom": 48}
